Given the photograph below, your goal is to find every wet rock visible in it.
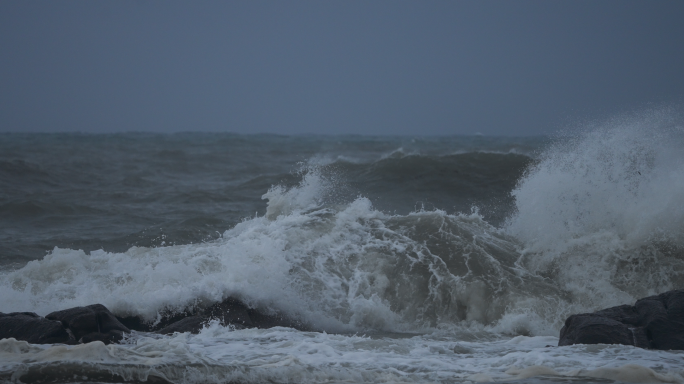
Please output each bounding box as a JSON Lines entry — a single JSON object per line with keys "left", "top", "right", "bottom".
{"left": 152, "top": 299, "right": 264, "bottom": 335}
{"left": 116, "top": 311, "right": 192, "bottom": 333}
{"left": 206, "top": 298, "right": 254, "bottom": 328}
{"left": 117, "top": 300, "right": 253, "bottom": 334}
{"left": 246, "top": 307, "right": 308, "bottom": 330}
{"left": 46, "top": 304, "right": 130, "bottom": 344}
{"left": 197, "top": 298, "right": 309, "bottom": 332}
{"left": 635, "top": 290, "right": 684, "bottom": 350}
{"left": 157, "top": 315, "right": 207, "bottom": 335}
{"left": 452, "top": 343, "right": 474, "bottom": 354}
{"left": 559, "top": 289, "right": 684, "bottom": 350}
{"left": 0, "top": 312, "right": 71, "bottom": 344}
{"left": 115, "top": 315, "right": 155, "bottom": 333}
{"left": 119, "top": 297, "right": 309, "bottom": 335}
{"left": 1, "top": 299, "right": 310, "bottom": 344}
{"left": 558, "top": 314, "right": 648, "bottom": 348}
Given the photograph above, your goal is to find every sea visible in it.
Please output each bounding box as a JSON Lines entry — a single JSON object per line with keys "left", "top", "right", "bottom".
{"left": 1, "top": 110, "right": 684, "bottom": 383}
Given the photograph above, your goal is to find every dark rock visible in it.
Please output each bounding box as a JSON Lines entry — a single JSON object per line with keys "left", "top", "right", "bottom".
{"left": 635, "top": 291, "right": 684, "bottom": 350}
{"left": 246, "top": 308, "right": 308, "bottom": 330}
{"left": 0, "top": 312, "right": 71, "bottom": 344}
{"left": 115, "top": 315, "right": 155, "bottom": 332}
{"left": 152, "top": 299, "right": 257, "bottom": 335}
{"left": 593, "top": 304, "right": 642, "bottom": 326}
{"left": 46, "top": 304, "right": 130, "bottom": 344}
{"left": 115, "top": 311, "right": 204, "bottom": 334}
{"left": 122, "top": 297, "right": 310, "bottom": 335}
{"left": 558, "top": 314, "right": 649, "bottom": 348}
{"left": 1, "top": 298, "right": 312, "bottom": 344}
{"left": 116, "top": 310, "right": 195, "bottom": 333}
{"left": 205, "top": 298, "right": 254, "bottom": 327}
{"left": 157, "top": 315, "right": 207, "bottom": 335}
{"left": 80, "top": 330, "right": 125, "bottom": 344}
{"left": 559, "top": 289, "right": 684, "bottom": 350}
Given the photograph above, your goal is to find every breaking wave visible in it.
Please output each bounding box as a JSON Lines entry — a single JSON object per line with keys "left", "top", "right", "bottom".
{"left": 507, "top": 108, "right": 684, "bottom": 315}
{"left": 0, "top": 110, "right": 683, "bottom": 340}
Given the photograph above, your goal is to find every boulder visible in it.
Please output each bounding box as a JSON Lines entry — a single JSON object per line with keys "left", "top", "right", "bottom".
{"left": 46, "top": 304, "right": 130, "bottom": 344}
{"left": 206, "top": 298, "right": 254, "bottom": 328}
{"left": 0, "top": 312, "right": 71, "bottom": 344}
{"left": 1, "top": 299, "right": 310, "bottom": 343}
{"left": 559, "top": 289, "right": 684, "bottom": 350}
{"left": 118, "top": 297, "right": 309, "bottom": 335}
{"left": 157, "top": 315, "right": 207, "bottom": 335}
{"left": 246, "top": 307, "right": 308, "bottom": 330}
{"left": 116, "top": 311, "right": 188, "bottom": 333}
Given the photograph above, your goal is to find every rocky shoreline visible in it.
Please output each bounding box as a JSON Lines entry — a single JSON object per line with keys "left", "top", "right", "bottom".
{"left": 559, "top": 289, "right": 684, "bottom": 350}
{"left": 0, "top": 298, "right": 309, "bottom": 345}
{"left": 2, "top": 290, "right": 684, "bottom": 350}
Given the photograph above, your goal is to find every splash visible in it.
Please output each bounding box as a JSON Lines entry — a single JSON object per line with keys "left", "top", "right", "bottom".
{"left": 3, "top": 113, "right": 683, "bottom": 338}
{"left": 506, "top": 108, "right": 684, "bottom": 309}
{"left": 0, "top": 169, "right": 561, "bottom": 335}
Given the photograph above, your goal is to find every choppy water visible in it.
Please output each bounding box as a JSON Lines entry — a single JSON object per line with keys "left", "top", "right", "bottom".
{"left": 1, "top": 109, "right": 684, "bottom": 383}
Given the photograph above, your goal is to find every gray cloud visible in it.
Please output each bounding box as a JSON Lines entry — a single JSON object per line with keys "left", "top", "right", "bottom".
{"left": 1, "top": 0, "right": 682, "bottom": 135}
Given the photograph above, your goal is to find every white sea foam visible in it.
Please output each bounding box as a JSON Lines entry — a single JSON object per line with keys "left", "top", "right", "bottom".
{"left": 2, "top": 110, "right": 682, "bottom": 340}
{"left": 2, "top": 112, "right": 684, "bottom": 382}
{"left": 506, "top": 108, "right": 684, "bottom": 311}
{"left": 2, "top": 328, "right": 683, "bottom": 383}
{"left": 0, "top": 169, "right": 559, "bottom": 335}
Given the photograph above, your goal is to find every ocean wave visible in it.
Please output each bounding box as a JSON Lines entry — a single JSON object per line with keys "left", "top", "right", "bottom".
{"left": 507, "top": 108, "right": 684, "bottom": 311}
{"left": 0, "top": 169, "right": 560, "bottom": 335}
{"left": 1, "top": 116, "right": 683, "bottom": 339}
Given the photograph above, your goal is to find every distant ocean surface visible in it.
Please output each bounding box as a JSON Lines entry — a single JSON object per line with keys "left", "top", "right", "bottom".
{"left": 1, "top": 112, "right": 684, "bottom": 383}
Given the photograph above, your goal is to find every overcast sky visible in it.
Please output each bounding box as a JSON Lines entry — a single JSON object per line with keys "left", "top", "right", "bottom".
{"left": 1, "top": 1, "right": 683, "bottom": 136}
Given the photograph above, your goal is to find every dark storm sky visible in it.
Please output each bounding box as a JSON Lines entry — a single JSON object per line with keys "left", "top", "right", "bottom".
{"left": 1, "top": 1, "right": 683, "bottom": 136}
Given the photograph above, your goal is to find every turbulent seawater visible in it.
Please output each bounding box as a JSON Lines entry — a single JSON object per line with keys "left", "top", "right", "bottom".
{"left": 1, "top": 111, "right": 684, "bottom": 383}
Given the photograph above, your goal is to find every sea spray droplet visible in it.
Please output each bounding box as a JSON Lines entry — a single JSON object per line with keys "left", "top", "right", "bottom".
{"left": 506, "top": 108, "right": 684, "bottom": 314}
